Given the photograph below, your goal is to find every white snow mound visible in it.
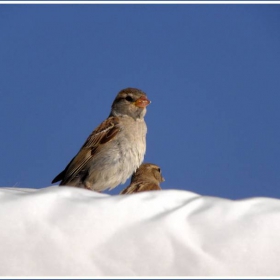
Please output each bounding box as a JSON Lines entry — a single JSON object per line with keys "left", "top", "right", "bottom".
{"left": 0, "top": 186, "right": 280, "bottom": 276}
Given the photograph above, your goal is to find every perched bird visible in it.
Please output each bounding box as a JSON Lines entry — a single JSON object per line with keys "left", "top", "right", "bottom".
{"left": 52, "top": 88, "right": 151, "bottom": 192}
{"left": 120, "top": 163, "right": 164, "bottom": 194}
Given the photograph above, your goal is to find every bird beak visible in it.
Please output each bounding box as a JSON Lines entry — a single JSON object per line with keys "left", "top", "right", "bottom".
{"left": 161, "top": 177, "right": 165, "bottom": 182}
{"left": 134, "top": 96, "right": 151, "bottom": 108}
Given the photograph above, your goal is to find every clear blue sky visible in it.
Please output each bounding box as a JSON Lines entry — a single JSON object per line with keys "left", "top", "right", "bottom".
{"left": 1, "top": 4, "right": 280, "bottom": 199}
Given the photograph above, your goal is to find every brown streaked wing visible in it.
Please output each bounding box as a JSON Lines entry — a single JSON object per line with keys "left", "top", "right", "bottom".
{"left": 120, "top": 182, "right": 161, "bottom": 194}
{"left": 58, "top": 117, "right": 121, "bottom": 184}
{"left": 81, "top": 117, "right": 120, "bottom": 149}
{"left": 61, "top": 148, "right": 92, "bottom": 184}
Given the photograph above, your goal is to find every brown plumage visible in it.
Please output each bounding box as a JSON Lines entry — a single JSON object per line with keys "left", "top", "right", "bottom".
{"left": 52, "top": 88, "right": 151, "bottom": 192}
{"left": 120, "top": 163, "right": 164, "bottom": 194}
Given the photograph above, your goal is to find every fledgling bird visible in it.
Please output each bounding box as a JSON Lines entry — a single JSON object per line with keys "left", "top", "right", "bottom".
{"left": 52, "top": 88, "right": 151, "bottom": 192}
{"left": 120, "top": 163, "right": 164, "bottom": 194}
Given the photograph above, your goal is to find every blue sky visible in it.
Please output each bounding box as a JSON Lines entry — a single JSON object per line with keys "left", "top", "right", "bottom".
{"left": 1, "top": 4, "right": 280, "bottom": 199}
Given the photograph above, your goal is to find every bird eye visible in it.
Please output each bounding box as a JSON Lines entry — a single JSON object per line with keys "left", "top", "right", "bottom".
{"left": 125, "top": 96, "right": 133, "bottom": 102}
{"left": 158, "top": 168, "right": 161, "bottom": 173}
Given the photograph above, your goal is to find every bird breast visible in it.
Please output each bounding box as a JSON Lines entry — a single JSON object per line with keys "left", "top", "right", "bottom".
{"left": 117, "top": 117, "right": 147, "bottom": 179}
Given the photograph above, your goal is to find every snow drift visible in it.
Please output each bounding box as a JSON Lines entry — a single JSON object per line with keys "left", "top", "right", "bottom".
{"left": 0, "top": 186, "right": 280, "bottom": 276}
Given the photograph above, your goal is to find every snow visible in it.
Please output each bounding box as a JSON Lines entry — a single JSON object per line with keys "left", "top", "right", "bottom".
{"left": 0, "top": 186, "right": 280, "bottom": 276}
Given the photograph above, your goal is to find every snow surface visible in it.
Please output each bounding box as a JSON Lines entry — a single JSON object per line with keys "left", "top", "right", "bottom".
{"left": 0, "top": 186, "right": 280, "bottom": 277}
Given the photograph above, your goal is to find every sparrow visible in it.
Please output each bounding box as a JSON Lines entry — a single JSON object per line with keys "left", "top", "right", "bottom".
{"left": 52, "top": 87, "right": 151, "bottom": 192}
{"left": 120, "top": 163, "right": 164, "bottom": 194}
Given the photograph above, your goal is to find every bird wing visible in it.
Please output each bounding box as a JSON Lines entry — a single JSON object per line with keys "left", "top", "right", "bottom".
{"left": 52, "top": 116, "right": 121, "bottom": 184}
{"left": 120, "top": 182, "right": 161, "bottom": 194}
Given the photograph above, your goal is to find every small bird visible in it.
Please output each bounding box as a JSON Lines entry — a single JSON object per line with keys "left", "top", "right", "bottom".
{"left": 120, "top": 163, "right": 164, "bottom": 194}
{"left": 52, "top": 88, "right": 151, "bottom": 192}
